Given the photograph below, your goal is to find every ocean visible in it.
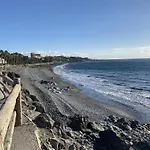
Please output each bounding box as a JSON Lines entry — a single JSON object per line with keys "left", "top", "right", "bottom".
{"left": 53, "top": 59, "right": 150, "bottom": 121}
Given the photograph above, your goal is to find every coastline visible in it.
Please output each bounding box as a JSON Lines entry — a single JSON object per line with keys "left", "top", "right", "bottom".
{"left": 14, "top": 64, "right": 145, "bottom": 124}
{"left": 52, "top": 64, "right": 147, "bottom": 123}
{"left": 53, "top": 63, "right": 147, "bottom": 123}
{"left": 9, "top": 63, "right": 150, "bottom": 149}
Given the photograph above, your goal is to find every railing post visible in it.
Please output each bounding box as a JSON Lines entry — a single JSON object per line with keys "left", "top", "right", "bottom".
{"left": 14, "top": 78, "right": 22, "bottom": 126}
{"left": 0, "top": 135, "right": 4, "bottom": 150}
{"left": 2, "top": 72, "right": 7, "bottom": 85}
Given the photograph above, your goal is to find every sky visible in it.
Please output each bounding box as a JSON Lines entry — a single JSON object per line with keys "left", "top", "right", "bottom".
{"left": 0, "top": 0, "right": 150, "bottom": 59}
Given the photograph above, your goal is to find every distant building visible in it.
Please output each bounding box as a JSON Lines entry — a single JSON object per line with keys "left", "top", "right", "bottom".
{"left": 0, "top": 58, "right": 7, "bottom": 64}
{"left": 31, "top": 52, "right": 41, "bottom": 59}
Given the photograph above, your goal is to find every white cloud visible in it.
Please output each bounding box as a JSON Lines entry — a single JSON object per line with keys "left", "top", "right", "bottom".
{"left": 86, "top": 46, "right": 150, "bottom": 59}
{"left": 21, "top": 46, "right": 150, "bottom": 59}
{"left": 110, "top": 46, "right": 150, "bottom": 59}
{"left": 112, "top": 46, "right": 150, "bottom": 52}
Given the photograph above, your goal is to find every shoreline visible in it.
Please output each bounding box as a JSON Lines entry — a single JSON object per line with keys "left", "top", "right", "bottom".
{"left": 53, "top": 63, "right": 150, "bottom": 123}
{"left": 14, "top": 64, "right": 146, "bottom": 124}
{"left": 6, "top": 63, "right": 150, "bottom": 150}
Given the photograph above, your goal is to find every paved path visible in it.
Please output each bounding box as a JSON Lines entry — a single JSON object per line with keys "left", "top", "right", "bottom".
{"left": 11, "top": 124, "right": 41, "bottom": 150}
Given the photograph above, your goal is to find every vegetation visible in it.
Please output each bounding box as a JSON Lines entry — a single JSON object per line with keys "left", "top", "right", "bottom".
{"left": 0, "top": 50, "right": 90, "bottom": 65}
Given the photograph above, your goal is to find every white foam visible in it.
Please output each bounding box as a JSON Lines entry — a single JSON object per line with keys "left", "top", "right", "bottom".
{"left": 53, "top": 64, "right": 150, "bottom": 113}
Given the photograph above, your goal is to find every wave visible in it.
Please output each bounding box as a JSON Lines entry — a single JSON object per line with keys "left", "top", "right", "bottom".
{"left": 53, "top": 64, "right": 150, "bottom": 113}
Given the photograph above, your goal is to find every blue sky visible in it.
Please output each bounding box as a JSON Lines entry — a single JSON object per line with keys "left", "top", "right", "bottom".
{"left": 0, "top": 0, "right": 150, "bottom": 59}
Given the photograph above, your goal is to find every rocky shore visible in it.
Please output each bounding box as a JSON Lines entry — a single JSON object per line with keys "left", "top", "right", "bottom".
{"left": 10, "top": 65, "right": 150, "bottom": 150}
{"left": 22, "top": 88, "right": 150, "bottom": 150}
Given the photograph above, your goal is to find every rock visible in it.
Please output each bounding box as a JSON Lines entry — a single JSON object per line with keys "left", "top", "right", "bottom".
{"left": 40, "top": 80, "right": 49, "bottom": 84}
{"left": 135, "top": 141, "right": 150, "bottom": 150}
{"left": 130, "top": 120, "right": 139, "bottom": 129}
{"left": 53, "top": 120, "right": 62, "bottom": 128}
{"left": 79, "top": 146, "right": 88, "bottom": 150}
{"left": 82, "top": 128, "right": 92, "bottom": 135}
{"left": 109, "top": 125, "right": 122, "bottom": 132}
{"left": 69, "top": 114, "right": 89, "bottom": 131}
{"left": 52, "top": 126, "right": 68, "bottom": 139}
{"left": 61, "top": 129, "right": 69, "bottom": 139}
{"left": 34, "top": 113, "right": 54, "bottom": 128}
{"left": 58, "top": 141, "right": 65, "bottom": 149}
{"left": 24, "top": 95, "right": 32, "bottom": 104}
{"left": 30, "top": 95, "right": 39, "bottom": 102}
{"left": 7, "top": 72, "right": 20, "bottom": 80}
{"left": 23, "top": 89, "right": 30, "bottom": 96}
{"left": 120, "top": 132, "right": 132, "bottom": 141}
{"left": 69, "top": 144, "right": 77, "bottom": 150}
{"left": 29, "top": 105, "right": 36, "bottom": 111}
{"left": 61, "top": 139, "right": 72, "bottom": 149}
{"left": 53, "top": 127, "right": 62, "bottom": 137}
{"left": 116, "top": 118, "right": 132, "bottom": 131}
{"left": 50, "top": 138, "right": 67, "bottom": 150}
{"left": 41, "top": 143, "right": 53, "bottom": 150}
{"left": 108, "top": 115, "right": 118, "bottom": 123}
{"left": 97, "top": 129, "right": 129, "bottom": 150}
{"left": 50, "top": 138, "right": 59, "bottom": 150}
{"left": 32, "top": 102, "right": 45, "bottom": 113}
{"left": 129, "top": 147, "right": 134, "bottom": 150}
{"left": 7, "top": 72, "right": 14, "bottom": 80}
{"left": 66, "top": 131, "right": 74, "bottom": 138}
{"left": 90, "top": 132, "right": 99, "bottom": 139}
{"left": 119, "top": 124, "right": 132, "bottom": 131}
{"left": 145, "top": 124, "right": 150, "bottom": 130}
{"left": 50, "top": 77, "right": 54, "bottom": 80}
{"left": 117, "top": 118, "right": 128, "bottom": 124}
{"left": 22, "top": 100, "right": 28, "bottom": 106}
{"left": 87, "top": 122, "right": 104, "bottom": 132}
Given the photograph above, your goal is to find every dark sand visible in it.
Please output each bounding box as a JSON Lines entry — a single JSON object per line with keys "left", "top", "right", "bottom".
{"left": 15, "top": 65, "right": 144, "bottom": 124}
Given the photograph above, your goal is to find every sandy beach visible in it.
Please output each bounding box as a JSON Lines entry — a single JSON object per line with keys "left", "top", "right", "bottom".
{"left": 7, "top": 64, "right": 149, "bottom": 150}
{"left": 14, "top": 64, "right": 144, "bottom": 125}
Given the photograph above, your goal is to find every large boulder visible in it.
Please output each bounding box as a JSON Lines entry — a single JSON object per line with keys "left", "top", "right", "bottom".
{"left": 34, "top": 113, "right": 54, "bottom": 128}
{"left": 134, "top": 141, "right": 150, "bottom": 150}
{"left": 68, "top": 114, "right": 89, "bottom": 131}
{"left": 94, "top": 129, "right": 129, "bottom": 150}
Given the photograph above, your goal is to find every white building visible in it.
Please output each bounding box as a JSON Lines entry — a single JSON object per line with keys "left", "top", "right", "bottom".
{"left": 0, "top": 58, "right": 7, "bottom": 64}
{"left": 31, "top": 52, "right": 41, "bottom": 59}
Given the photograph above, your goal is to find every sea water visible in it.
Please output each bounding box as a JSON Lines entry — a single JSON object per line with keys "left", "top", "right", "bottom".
{"left": 53, "top": 59, "right": 150, "bottom": 122}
